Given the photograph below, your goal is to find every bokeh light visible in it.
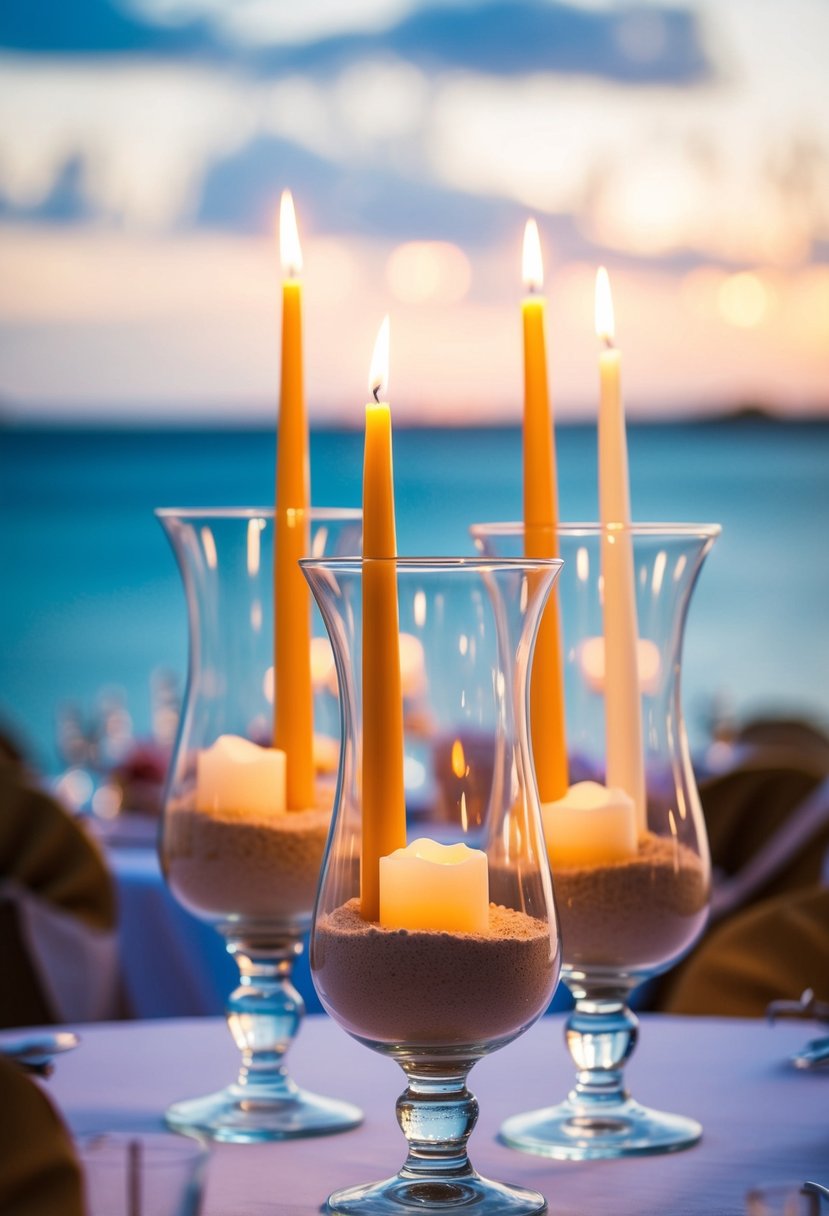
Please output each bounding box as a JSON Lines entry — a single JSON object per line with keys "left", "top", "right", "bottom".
{"left": 717, "top": 272, "right": 774, "bottom": 330}
{"left": 386, "top": 241, "right": 471, "bottom": 306}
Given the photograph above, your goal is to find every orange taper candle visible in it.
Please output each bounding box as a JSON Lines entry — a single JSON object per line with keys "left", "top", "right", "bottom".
{"left": 274, "top": 189, "right": 314, "bottom": 809}
{"left": 361, "top": 317, "right": 407, "bottom": 920}
{"left": 521, "top": 219, "right": 568, "bottom": 802}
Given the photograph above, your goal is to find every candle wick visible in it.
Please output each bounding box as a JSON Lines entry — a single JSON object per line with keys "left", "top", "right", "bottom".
{"left": 372, "top": 384, "right": 382, "bottom": 403}
{"left": 602, "top": 334, "right": 615, "bottom": 351}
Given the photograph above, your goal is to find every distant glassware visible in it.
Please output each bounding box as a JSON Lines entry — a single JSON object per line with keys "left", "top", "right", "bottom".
{"left": 472, "top": 522, "right": 720, "bottom": 1159}
{"left": 156, "top": 507, "right": 362, "bottom": 1143}
{"left": 53, "top": 688, "right": 134, "bottom": 817}
{"left": 302, "top": 555, "right": 562, "bottom": 1216}
{"left": 52, "top": 671, "right": 180, "bottom": 820}
{"left": 76, "top": 1132, "right": 208, "bottom": 1216}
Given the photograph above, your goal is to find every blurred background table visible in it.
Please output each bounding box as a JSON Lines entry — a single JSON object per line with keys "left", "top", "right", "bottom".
{"left": 103, "top": 831, "right": 323, "bottom": 1017}
{"left": 48, "top": 1013, "right": 826, "bottom": 1216}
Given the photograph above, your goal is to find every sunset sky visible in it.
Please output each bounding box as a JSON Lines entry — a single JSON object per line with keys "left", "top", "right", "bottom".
{"left": 1, "top": 0, "right": 828, "bottom": 424}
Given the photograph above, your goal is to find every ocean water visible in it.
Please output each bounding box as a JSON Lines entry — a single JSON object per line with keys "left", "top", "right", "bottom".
{"left": 1, "top": 419, "right": 827, "bottom": 775}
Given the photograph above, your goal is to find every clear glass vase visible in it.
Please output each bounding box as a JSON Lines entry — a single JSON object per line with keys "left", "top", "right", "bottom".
{"left": 301, "top": 555, "right": 563, "bottom": 1216}
{"left": 156, "top": 507, "right": 362, "bottom": 1143}
{"left": 471, "top": 522, "right": 720, "bottom": 1159}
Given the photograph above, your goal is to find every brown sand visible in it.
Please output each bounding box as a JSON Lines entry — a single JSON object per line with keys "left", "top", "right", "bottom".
{"left": 313, "top": 899, "right": 557, "bottom": 1047}
{"left": 163, "top": 804, "right": 330, "bottom": 922}
{"left": 553, "top": 831, "right": 709, "bottom": 969}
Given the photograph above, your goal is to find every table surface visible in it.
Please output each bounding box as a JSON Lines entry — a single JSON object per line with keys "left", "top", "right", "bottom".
{"left": 47, "top": 1012, "right": 827, "bottom": 1216}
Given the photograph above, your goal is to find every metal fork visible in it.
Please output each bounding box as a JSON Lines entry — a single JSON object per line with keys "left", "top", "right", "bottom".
{"left": 766, "top": 989, "right": 829, "bottom": 1071}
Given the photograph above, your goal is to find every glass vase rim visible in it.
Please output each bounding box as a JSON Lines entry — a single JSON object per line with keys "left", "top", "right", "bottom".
{"left": 154, "top": 505, "right": 363, "bottom": 522}
{"left": 470, "top": 520, "right": 722, "bottom": 540}
{"left": 300, "top": 554, "right": 563, "bottom": 575}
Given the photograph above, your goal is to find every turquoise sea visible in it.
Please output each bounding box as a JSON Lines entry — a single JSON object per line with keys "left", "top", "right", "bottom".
{"left": 1, "top": 418, "right": 827, "bottom": 776}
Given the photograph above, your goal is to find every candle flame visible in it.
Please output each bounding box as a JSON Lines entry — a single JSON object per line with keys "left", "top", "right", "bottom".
{"left": 246, "top": 517, "right": 262, "bottom": 576}
{"left": 522, "top": 219, "right": 543, "bottom": 292}
{"left": 369, "top": 315, "right": 390, "bottom": 401}
{"left": 595, "top": 265, "right": 615, "bottom": 345}
{"left": 279, "top": 189, "right": 303, "bottom": 277}
{"left": 460, "top": 790, "right": 469, "bottom": 832}
{"left": 200, "top": 526, "right": 217, "bottom": 570}
{"left": 451, "top": 738, "right": 468, "bottom": 779}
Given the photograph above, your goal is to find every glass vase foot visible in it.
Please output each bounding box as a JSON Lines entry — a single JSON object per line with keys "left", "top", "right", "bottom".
{"left": 326, "top": 1171, "right": 547, "bottom": 1215}
{"left": 165, "top": 1082, "right": 362, "bottom": 1144}
{"left": 499, "top": 1097, "right": 701, "bottom": 1161}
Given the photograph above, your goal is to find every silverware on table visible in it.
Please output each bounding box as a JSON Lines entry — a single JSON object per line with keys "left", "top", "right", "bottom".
{"left": 0, "top": 1030, "right": 80, "bottom": 1077}
{"left": 793, "top": 1038, "right": 829, "bottom": 1071}
{"left": 767, "top": 989, "right": 829, "bottom": 1071}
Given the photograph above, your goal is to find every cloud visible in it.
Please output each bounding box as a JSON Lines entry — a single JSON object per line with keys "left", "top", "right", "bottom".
{"left": 1, "top": 2, "right": 828, "bottom": 267}
{"left": 0, "top": 54, "right": 563, "bottom": 247}
{"left": 143, "top": 0, "right": 419, "bottom": 48}
{"left": 1, "top": 42, "right": 827, "bottom": 268}
{"left": 194, "top": 132, "right": 524, "bottom": 246}
{"left": 359, "top": 1, "right": 711, "bottom": 85}
{"left": 211, "top": 0, "right": 714, "bottom": 88}
{"left": 2, "top": 0, "right": 713, "bottom": 88}
{"left": 0, "top": 58, "right": 258, "bottom": 227}
{"left": 0, "top": 0, "right": 216, "bottom": 54}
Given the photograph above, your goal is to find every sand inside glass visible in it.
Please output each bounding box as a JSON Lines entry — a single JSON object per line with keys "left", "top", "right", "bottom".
{"left": 313, "top": 899, "right": 557, "bottom": 1047}
{"left": 553, "top": 831, "right": 708, "bottom": 970}
{"left": 164, "top": 801, "right": 330, "bottom": 923}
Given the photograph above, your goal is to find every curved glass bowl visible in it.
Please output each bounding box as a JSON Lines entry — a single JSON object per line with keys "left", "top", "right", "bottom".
{"left": 472, "top": 522, "right": 720, "bottom": 1160}
{"left": 302, "top": 555, "right": 563, "bottom": 1216}
{"left": 156, "top": 507, "right": 363, "bottom": 1143}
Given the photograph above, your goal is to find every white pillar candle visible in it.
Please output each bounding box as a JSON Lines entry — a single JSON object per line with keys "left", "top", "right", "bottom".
{"left": 195, "top": 734, "right": 286, "bottom": 817}
{"left": 578, "top": 635, "right": 661, "bottom": 698}
{"left": 379, "top": 837, "right": 490, "bottom": 933}
{"left": 542, "top": 780, "right": 637, "bottom": 869}
{"left": 596, "top": 267, "right": 647, "bottom": 834}
{"left": 398, "top": 632, "right": 426, "bottom": 700}
{"left": 311, "top": 635, "right": 338, "bottom": 694}
{"left": 312, "top": 733, "right": 339, "bottom": 775}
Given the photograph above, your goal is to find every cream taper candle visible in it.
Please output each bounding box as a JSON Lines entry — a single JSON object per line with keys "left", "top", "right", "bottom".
{"left": 596, "top": 267, "right": 646, "bottom": 834}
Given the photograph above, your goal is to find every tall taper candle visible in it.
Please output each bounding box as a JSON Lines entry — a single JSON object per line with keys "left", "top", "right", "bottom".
{"left": 361, "top": 317, "right": 407, "bottom": 920}
{"left": 596, "top": 266, "right": 646, "bottom": 833}
{"left": 522, "top": 219, "right": 568, "bottom": 802}
{"left": 275, "top": 190, "right": 314, "bottom": 809}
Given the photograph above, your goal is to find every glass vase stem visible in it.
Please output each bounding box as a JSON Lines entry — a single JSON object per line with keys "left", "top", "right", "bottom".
{"left": 328, "top": 1063, "right": 548, "bottom": 1215}
{"left": 224, "top": 933, "right": 304, "bottom": 1099}
{"left": 165, "top": 927, "right": 361, "bottom": 1142}
{"left": 565, "top": 998, "right": 638, "bottom": 1112}
{"left": 397, "top": 1066, "right": 478, "bottom": 1182}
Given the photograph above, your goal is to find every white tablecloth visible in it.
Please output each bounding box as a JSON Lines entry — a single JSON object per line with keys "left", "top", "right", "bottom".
{"left": 48, "top": 1013, "right": 828, "bottom": 1216}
